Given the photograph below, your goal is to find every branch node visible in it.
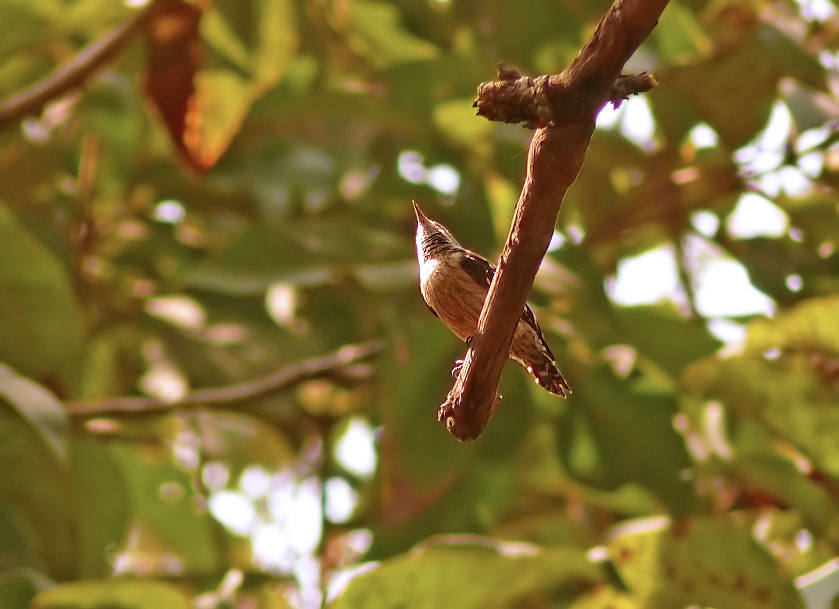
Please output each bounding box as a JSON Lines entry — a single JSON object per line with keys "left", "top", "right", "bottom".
{"left": 473, "top": 71, "right": 554, "bottom": 128}
{"left": 608, "top": 72, "right": 657, "bottom": 109}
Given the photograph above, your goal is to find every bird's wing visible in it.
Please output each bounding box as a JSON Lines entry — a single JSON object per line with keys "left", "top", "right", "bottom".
{"left": 521, "top": 302, "right": 556, "bottom": 360}
{"left": 458, "top": 252, "right": 495, "bottom": 290}
{"left": 461, "top": 251, "right": 557, "bottom": 361}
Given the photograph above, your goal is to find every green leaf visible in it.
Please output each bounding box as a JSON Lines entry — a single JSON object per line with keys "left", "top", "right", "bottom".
{"left": 615, "top": 305, "right": 721, "bottom": 378}
{"left": 30, "top": 579, "right": 190, "bottom": 609}
{"left": 369, "top": 310, "right": 541, "bottom": 558}
{"left": 566, "top": 366, "right": 701, "bottom": 517}
{"left": 684, "top": 296, "right": 839, "bottom": 476}
{"left": 731, "top": 455, "right": 839, "bottom": 545}
{"left": 653, "top": 2, "right": 712, "bottom": 65}
{"left": 380, "top": 316, "right": 477, "bottom": 489}
{"left": 433, "top": 98, "right": 493, "bottom": 151}
{"left": 0, "top": 203, "right": 83, "bottom": 395}
{"left": 110, "top": 442, "right": 221, "bottom": 573}
{"left": 746, "top": 295, "right": 839, "bottom": 354}
{"left": 0, "top": 3, "right": 48, "bottom": 58}
{"left": 331, "top": 539, "right": 602, "bottom": 609}
{"left": 0, "top": 411, "right": 129, "bottom": 580}
{"left": 761, "top": 24, "right": 828, "bottom": 92}
{"left": 607, "top": 516, "right": 805, "bottom": 608}
{"left": 467, "top": 0, "right": 587, "bottom": 68}
{"left": 571, "top": 586, "right": 637, "bottom": 608}
{"left": 185, "top": 216, "right": 409, "bottom": 294}
{"left": 686, "top": 354, "right": 839, "bottom": 475}
{"left": 196, "top": 409, "right": 297, "bottom": 468}
{"left": 661, "top": 31, "right": 781, "bottom": 148}
{"left": 0, "top": 568, "right": 53, "bottom": 609}
{"left": 71, "top": 440, "right": 131, "bottom": 578}
{"left": 0, "top": 365, "right": 68, "bottom": 464}
{"left": 782, "top": 80, "right": 839, "bottom": 132}
{"left": 0, "top": 506, "right": 39, "bottom": 574}
{"left": 545, "top": 243, "right": 620, "bottom": 349}
{"left": 484, "top": 172, "right": 519, "bottom": 245}
{"left": 0, "top": 405, "right": 75, "bottom": 579}
{"left": 340, "top": 0, "right": 438, "bottom": 67}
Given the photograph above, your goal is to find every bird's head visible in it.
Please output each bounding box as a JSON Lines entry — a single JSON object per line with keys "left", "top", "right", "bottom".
{"left": 413, "top": 201, "right": 460, "bottom": 262}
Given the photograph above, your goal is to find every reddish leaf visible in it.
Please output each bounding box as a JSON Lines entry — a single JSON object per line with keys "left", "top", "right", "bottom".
{"left": 142, "top": 0, "right": 205, "bottom": 172}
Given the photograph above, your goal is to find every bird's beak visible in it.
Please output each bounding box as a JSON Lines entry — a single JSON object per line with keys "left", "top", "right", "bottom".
{"left": 412, "top": 201, "right": 426, "bottom": 223}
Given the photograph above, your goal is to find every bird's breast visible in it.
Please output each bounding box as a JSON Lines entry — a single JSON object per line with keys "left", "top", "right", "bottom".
{"left": 419, "top": 256, "right": 439, "bottom": 287}
{"left": 420, "top": 256, "right": 487, "bottom": 342}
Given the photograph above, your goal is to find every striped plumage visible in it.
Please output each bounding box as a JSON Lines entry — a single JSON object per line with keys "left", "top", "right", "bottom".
{"left": 413, "top": 201, "right": 570, "bottom": 397}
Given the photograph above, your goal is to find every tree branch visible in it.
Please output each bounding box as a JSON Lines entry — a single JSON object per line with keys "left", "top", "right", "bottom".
{"left": 0, "top": 2, "right": 157, "bottom": 129}
{"left": 440, "top": 0, "right": 670, "bottom": 440}
{"left": 65, "top": 340, "right": 384, "bottom": 418}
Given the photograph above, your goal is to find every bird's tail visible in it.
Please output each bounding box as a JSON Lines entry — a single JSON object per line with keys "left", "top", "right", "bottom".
{"left": 528, "top": 357, "right": 571, "bottom": 397}
{"left": 509, "top": 324, "right": 572, "bottom": 398}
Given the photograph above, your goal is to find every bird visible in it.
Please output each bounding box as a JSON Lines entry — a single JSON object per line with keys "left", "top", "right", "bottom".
{"left": 413, "top": 201, "right": 570, "bottom": 397}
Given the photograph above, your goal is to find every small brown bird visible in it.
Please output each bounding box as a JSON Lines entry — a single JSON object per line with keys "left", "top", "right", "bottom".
{"left": 413, "top": 201, "right": 570, "bottom": 397}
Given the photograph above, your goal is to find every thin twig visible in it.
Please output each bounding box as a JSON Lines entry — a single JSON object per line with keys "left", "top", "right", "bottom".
{"left": 440, "top": 0, "right": 670, "bottom": 440}
{"left": 66, "top": 340, "right": 384, "bottom": 418}
{"left": 0, "top": 2, "right": 157, "bottom": 129}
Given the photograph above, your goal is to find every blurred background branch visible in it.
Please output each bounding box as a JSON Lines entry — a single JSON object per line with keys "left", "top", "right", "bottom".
{"left": 65, "top": 340, "right": 383, "bottom": 418}
{"left": 0, "top": 0, "right": 157, "bottom": 128}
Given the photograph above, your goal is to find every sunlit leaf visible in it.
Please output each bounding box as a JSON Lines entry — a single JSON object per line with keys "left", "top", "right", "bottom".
{"left": 571, "top": 586, "right": 637, "bottom": 608}
{"left": 607, "top": 516, "right": 804, "bottom": 608}
{"left": 331, "top": 538, "right": 602, "bottom": 609}
{"left": 746, "top": 296, "right": 839, "bottom": 354}
{"left": 684, "top": 297, "right": 839, "bottom": 476}
{"left": 30, "top": 579, "right": 190, "bottom": 609}
{"left": 484, "top": 172, "right": 519, "bottom": 244}
{"left": 433, "top": 98, "right": 493, "bottom": 152}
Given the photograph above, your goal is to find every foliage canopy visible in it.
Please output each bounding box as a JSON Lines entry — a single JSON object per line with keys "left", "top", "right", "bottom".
{"left": 1, "top": 0, "right": 839, "bottom": 607}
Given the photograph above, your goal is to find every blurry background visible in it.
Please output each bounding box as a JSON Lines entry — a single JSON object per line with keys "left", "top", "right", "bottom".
{"left": 2, "top": 0, "right": 839, "bottom": 607}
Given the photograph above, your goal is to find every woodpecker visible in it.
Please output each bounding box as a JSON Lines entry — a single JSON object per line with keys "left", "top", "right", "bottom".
{"left": 413, "top": 201, "right": 570, "bottom": 397}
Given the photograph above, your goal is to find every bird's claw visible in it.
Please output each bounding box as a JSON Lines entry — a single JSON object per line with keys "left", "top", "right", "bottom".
{"left": 451, "top": 359, "right": 464, "bottom": 376}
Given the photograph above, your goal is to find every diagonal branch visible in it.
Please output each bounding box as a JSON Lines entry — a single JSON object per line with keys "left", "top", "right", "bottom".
{"left": 66, "top": 340, "right": 384, "bottom": 418}
{"left": 439, "top": 0, "right": 670, "bottom": 440}
{"left": 0, "top": 2, "right": 158, "bottom": 129}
